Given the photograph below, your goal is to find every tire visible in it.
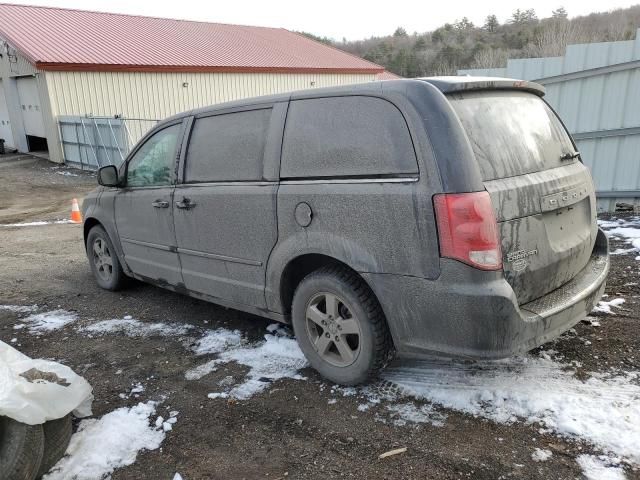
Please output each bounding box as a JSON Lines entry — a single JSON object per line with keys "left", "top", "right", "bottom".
{"left": 291, "top": 265, "right": 393, "bottom": 385}
{"left": 36, "top": 415, "right": 73, "bottom": 478}
{"left": 0, "top": 416, "right": 45, "bottom": 480}
{"left": 86, "top": 225, "right": 127, "bottom": 291}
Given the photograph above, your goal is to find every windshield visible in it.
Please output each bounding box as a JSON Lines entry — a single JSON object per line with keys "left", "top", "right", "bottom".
{"left": 448, "top": 91, "right": 576, "bottom": 181}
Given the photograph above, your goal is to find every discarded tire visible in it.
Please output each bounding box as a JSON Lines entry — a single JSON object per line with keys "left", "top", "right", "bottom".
{"left": 36, "top": 415, "right": 73, "bottom": 478}
{"left": 0, "top": 416, "right": 44, "bottom": 480}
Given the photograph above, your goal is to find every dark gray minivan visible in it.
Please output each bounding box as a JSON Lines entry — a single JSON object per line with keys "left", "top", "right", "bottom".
{"left": 83, "top": 77, "right": 609, "bottom": 385}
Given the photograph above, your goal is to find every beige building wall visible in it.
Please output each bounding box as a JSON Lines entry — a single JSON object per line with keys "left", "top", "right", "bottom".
{"left": 44, "top": 71, "right": 377, "bottom": 163}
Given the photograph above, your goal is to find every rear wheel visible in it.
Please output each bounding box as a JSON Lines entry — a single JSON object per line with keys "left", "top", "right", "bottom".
{"left": 291, "top": 265, "right": 393, "bottom": 385}
{"left": 87, "top": 225, "right": 126, "bottom": 291}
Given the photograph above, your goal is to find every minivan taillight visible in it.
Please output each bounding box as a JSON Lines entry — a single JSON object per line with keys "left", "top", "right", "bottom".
{"left": 433, "top": 192, "right": 502, "bottom": 271}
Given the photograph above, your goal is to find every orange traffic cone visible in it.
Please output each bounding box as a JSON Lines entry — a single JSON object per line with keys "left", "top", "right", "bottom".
{"left": 70, "top": 198, "right": 82, "bottom": 224}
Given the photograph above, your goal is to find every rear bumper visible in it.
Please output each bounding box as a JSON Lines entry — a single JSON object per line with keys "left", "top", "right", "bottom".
{"left": 362, "top": 228, "right": 609, "bottom": 359}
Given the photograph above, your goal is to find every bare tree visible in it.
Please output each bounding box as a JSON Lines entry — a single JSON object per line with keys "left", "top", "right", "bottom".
{"left": 472, "top": 48, "right": 509, "bottom": 68}
{"left": 526, "top": 19, "right": 586, "bottom": 57}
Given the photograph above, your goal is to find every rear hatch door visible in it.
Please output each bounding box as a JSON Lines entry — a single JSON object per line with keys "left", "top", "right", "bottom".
{"left": 448, "top": 90, "right": 597, "bottom": 305}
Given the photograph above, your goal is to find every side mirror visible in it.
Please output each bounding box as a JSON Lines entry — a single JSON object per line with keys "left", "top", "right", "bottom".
{"left": 97, "top": 165, "right": 119, "bottom": 187}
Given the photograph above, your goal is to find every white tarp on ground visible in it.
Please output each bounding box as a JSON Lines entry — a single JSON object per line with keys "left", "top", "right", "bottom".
{"left": 0, "top": 341, "right": 93, "bottom": 425}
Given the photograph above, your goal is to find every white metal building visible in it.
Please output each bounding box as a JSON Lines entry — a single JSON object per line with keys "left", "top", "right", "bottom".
{"left": 0, "top": 3, "right": 389, "bottom": 165}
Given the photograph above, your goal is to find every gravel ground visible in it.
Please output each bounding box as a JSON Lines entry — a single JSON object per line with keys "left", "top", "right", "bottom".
{"left": 1, "top": 154, "right": 638, "bottom": 480}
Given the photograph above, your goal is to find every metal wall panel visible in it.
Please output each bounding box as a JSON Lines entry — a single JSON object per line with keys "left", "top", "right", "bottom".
{"left": 459, "top": 28, "right": 640, "bottom": 211}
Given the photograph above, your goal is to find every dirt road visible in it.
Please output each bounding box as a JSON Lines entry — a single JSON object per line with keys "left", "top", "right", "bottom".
{"left": 1, "top": 155, "right": 638, "bottom": 479}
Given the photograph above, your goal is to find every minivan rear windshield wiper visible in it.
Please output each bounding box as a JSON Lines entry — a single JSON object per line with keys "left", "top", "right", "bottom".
{"left": 560, "top": 151, "right": 580, "bottom": 161}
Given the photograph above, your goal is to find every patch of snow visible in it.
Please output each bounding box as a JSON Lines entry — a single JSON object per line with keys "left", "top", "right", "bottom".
{"left": 191, "top": 328, "right": 242, "bottom": 355}
{"left": 385, "top": 402, "right": 446, "bottom": 427}
{"left": 266, "top": 323, "right": 292, "bottom": 337}
{"left": 599, "top": 217, "right": 640, "bottom": 256}
{"left": 23, "top": 309, "right": 78, "bottom": 333}
{"left": 0, "top": 304, "right": 38, "bottom": 314}
{"left": 82, "top": 318, "right": 192, "bottom": 337}
{"left": 185, "top": 360, "right": 218, "bottom": 380}
{"left": 611, "top": 247, "right": 637, "bottom": 255}
{"left": 44, "top": 401, "right": 166, "bottom": 480}
{"left": 383, "top": 356, "right": 640, "bottom": 465}
{"left": 173, "top": 474, "right": 184, "bottom": 480}
{"left": 213, "top": 334, "right": 308, "bottom": 400}
{"left": 217, "top": 376, "right": 234, "bottom": 387}
{"left": 594, "top": 298, "right": 626, "bottom": 314}
{"left": 0, "top": 219, "right": 74, "bottom": 227}
{"left": 576, "top": 455, "right": 626, "bottom": 480}
{"left": 531, "top": 448, "right": 552, "bottom": 462}
{"left": 207, "top": 392, "right": 229, "bottom": 399}
{"left": 186, "top": 325, "right": 308, "bottom": 399}
{"left": 55, "top": 170, "right": 79, "bottom": 177}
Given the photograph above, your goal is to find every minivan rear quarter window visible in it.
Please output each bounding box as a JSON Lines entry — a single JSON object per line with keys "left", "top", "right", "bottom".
{"left": 185, "top": 108, "right": 271, "bottom": 182}
{"left": 280, "top": 96, "right": 418, "bottom": 179}
{"left": 448, "top": 91, "right": 577, "bottom": 181}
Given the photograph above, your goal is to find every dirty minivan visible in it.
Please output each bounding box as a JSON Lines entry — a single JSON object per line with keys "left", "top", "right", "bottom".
{"left": 83, "top": 77, "right": 609, "bottom": 385}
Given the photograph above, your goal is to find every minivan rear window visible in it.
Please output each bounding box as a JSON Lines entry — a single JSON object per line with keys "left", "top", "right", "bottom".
{"left": 448, "top": 91, "right": 576, "bottom": 181}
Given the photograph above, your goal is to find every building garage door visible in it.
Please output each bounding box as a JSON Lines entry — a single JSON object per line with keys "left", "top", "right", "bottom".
{"left": 16, "top": 76, "right": 45, "bottom": 138}
{"left": 0, "top": 80, "right": 14, "bottom": 148}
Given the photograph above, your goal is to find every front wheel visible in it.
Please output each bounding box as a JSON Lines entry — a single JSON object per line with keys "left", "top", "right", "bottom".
{"left": 86, "top": 225, "right": 127, "bottom": 291}
{"left": 291, "top": 265, "right": 393, "bottom": 385}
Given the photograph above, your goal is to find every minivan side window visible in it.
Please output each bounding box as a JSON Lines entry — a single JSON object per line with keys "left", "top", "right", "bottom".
{"left": 127, "top": 123, "right": 181, "bottom": 187}
{"left": 185, "top": 109, "right": 271, "bottom": 182}
{"left": 280, "top": 96, "right": 418, "bottom": 179}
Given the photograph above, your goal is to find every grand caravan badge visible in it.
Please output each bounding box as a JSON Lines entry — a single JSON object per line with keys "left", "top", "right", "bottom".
{"left": 506, "top": 248, "right": 538, "bottom": 271}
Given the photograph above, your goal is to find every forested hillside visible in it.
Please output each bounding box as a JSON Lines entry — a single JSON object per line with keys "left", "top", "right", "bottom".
{"left": 304, "top": 5, "right": 640, "bottom": 76}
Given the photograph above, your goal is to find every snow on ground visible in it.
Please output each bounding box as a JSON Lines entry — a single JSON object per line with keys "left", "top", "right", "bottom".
{"left": 13, "top": 305, "right": 640, "bottom": 473}
{"left": 212, "top": 333, "right": 308, "bottom": 399}
{"left": 384, "top": 402, "right": 447, "bottom": 427}
{"left": 82, "top": 317, "right": 192, "bottom": 337}
{"left": 190, "top": 328, "right": 242, "bottom": 355}
{"left": 188, "top": 327, "right": 309, "bottom": 399}
{"left": 0, "top": 304, "right": 38, "bottom": 314}
{"left": 55, "top": 170, "right": 79, "bottom": 177}
{"left": 44, "top": 401, "right": 166, "bottom": 480}
{"left": 599, "top": 217, "right": 640, "bottom": 258}
{"left": 576, "top": 455, "right": 627, "bottom": 480}
{"left": 382, "top": 355, "right": 640, "bottom": 466}
{"left": 22, "top": 309, "right": 78, "bottom": 333}
{"left": 0, "top": 219, "right": 74, "bottom": 227}
{"left": 531, "top": 448, "right": 552, "bottom": 462}
{"left": 593, "top": 298, "right": 626, "bottom": 314}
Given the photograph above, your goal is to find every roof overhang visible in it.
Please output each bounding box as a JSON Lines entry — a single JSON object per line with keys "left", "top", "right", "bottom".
{"left": 35, "top": 62, "right": 384, "bottom": 75}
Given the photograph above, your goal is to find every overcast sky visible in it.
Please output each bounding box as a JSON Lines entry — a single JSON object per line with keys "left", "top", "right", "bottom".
{"left": 9, "top": 0, "right": 640, "bottom": 40}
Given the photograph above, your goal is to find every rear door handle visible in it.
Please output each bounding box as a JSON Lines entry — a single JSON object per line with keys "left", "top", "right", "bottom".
{"left": 175, "top": 197, "right": 196, "bottom": 210}
{"left": 152, "top": 200, "right": 169, "bottom": 208}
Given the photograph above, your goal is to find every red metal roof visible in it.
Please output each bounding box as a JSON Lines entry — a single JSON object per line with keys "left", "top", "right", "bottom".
{"left": 377, "top": 70, "right": 401, "bottom": 80}
{"left": 0, "top": 3, "right": 384, "bottom": 74}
